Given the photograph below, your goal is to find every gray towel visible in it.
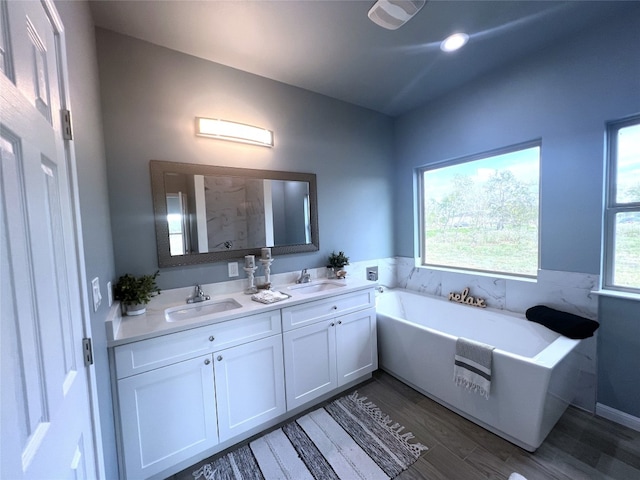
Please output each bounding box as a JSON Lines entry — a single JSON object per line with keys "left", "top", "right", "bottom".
{"left": 454, "top": 337, "right": 495, "bottom": 399}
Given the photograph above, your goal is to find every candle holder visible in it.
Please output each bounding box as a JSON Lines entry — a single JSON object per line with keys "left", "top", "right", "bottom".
{"left": 258, "top": 257, "right": 274, "bottom": 289}
{"left": 243, "top": 266, "right": 258, "bottom": 294}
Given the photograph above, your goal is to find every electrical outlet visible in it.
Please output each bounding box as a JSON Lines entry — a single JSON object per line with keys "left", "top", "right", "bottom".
{"left": 228, "top": 262, "right": 239, "bottom": 277}
{"left": 366, "top": 266, "right": 378, "bottom": 281}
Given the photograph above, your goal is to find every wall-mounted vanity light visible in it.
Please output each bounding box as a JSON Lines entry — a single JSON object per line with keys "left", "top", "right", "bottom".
{"left": 195, "top": 117, "right": 274, "bottom": 147}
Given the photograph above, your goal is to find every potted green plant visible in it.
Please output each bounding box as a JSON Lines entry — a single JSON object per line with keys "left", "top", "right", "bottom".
{"left": 327, "top": 251, "right": 349, "bottom": 279}
{"left": 113, "top": 271, "right": 161, "bottom": 316}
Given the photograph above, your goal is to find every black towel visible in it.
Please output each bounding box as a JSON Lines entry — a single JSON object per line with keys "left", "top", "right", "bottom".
{"left": 525, "top": 305, "right": 599, "bottom": 339}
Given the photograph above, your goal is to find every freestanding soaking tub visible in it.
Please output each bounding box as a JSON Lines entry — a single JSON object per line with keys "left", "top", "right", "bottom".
{"left": 376, "top": 288, "right": 581, "bottom": 451}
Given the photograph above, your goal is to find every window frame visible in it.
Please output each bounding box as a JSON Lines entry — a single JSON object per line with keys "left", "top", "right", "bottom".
{"left": 603, "top": 114, "right": 640, "bottom": 294}
{"left": 417, "top": 140, "right": 542, "bottom": 279}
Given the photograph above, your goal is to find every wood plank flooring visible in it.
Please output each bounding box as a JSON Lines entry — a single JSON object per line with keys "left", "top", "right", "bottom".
{"left": 360, "top": 371, "right": 640, "bottom": 480}
{"left": 171, "top": 370, "right": 640, "bottom": 480}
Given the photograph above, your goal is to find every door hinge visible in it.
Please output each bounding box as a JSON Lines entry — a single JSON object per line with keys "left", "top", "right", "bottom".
{"left": 82, "top": 338, "right": 93, "bottom": 367}
{"left": 62, "top": 109, "right": 73, "bottom": 140}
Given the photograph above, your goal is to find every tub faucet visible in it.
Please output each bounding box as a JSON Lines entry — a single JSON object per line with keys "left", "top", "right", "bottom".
{"left": 187, "top": 284, "right": 210, "bottom": 304}
{"left": 296, "top": 269, "right": 311, "bottom": 284}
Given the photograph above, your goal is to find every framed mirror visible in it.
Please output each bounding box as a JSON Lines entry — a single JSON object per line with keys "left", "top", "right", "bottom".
{"left": 150, "top": 160, "right": 319, "bottom": 267}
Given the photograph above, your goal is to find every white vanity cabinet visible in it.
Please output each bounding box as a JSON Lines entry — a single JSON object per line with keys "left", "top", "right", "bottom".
{"left": 112, "top": 310, "right": 283, "bottom": 480}
{"left": 282, "top": 289, "right": 377, "bottom": 410}
{"left": 109, "top": 283, "right": 377, "bottom": 479}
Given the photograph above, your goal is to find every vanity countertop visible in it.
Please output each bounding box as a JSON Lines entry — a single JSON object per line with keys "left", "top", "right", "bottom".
{"left": 106, "top": 277, "right": 376, "bottom": 347}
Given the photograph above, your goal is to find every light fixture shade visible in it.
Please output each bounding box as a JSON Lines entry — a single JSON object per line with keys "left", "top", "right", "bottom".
{"left": 195, "top": 117, "right": 274, "bottom": 147}
{"left": 368, "top": 0, "right": 426, "bottom": 30}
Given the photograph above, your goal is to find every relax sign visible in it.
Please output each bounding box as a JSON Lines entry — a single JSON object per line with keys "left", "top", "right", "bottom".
{"left": 448, "top": 287, "right": 486, "bottom": 308}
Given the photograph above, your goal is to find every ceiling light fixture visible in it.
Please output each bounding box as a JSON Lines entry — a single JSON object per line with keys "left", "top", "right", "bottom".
{"left": 368, "top": 0, "right": 426, "bottom": 30}
{"left": 195, "top": 117, "right": 274, "bottom": 147}
{"left": 440, "top": 32, "right": 469, "bottom": 52}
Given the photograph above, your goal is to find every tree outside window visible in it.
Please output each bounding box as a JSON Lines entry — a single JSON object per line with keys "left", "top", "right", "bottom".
{"left": 420, "top": 143, "right": 540, "bottom": 277}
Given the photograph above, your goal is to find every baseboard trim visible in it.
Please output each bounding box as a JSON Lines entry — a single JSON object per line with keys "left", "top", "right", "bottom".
{"left": 596, "top": 403, "right": 640, "bottom": 432}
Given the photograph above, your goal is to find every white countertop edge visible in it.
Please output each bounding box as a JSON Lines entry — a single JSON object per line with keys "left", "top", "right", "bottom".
{"left": 106, "top": 277, "right": 377, "bottom": 347}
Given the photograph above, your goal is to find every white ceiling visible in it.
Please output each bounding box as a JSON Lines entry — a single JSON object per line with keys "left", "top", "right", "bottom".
{"left": 89, "top": 1, "right": 635, "bottom": 117}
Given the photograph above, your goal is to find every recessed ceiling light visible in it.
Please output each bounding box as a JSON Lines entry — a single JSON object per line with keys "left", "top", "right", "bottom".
{"left": 440, "top": 32, "right": 469, "bottom": 52}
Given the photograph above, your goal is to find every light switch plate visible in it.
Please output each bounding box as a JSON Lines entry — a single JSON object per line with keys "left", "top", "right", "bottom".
{"left": 107, "top": 281, "right": 113, "bottom": 307}
{"left": 91, "top": 277, "right": 102, "bottom": 312}
{"left": 228, "top": 262, "right": 239, "bottom": 277}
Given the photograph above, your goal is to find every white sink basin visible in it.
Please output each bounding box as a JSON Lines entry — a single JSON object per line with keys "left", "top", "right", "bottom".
{"left": 165, "top": 298, "right": 242, "bottom": 322}
{"left": 287, "top": 280, "right": 346, "bottom": 294}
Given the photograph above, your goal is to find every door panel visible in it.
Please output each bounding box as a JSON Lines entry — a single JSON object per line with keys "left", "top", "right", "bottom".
{"left": 336, "top": 308, "right": 378, "bottom": 385}
{"left": 283, "top": 320, "right": 337, "bottom": 409}
{"left": 214, "top": 335, "right": 286, "bottom": 442}
{"left": 0, "top": 1, "right": 98, "bottom": 478}
{"left": 117, "top": 355, "right": 218, "bottom": 479}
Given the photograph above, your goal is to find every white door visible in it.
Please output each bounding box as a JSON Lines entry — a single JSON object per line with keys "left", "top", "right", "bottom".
{"left": 1, "top": 1, "right": 100, "bottom": 479}
{"left": 214, "top": 335, "right": 286, "bottom": 443}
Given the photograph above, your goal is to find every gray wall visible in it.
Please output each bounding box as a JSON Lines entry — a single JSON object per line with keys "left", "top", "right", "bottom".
{"left": 95, "top": 29, "right": 395, "bottom": 290}
{"left": 598, "top": 296, "right": 640, "bottom": 417}
{"left": 394, "top": 9, "right": 640, "bottom": 417}
{"left": 55, "top": 1, "right": 118, "bottom": 477}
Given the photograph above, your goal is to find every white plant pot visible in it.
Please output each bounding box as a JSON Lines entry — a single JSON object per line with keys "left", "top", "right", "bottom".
{"left": 125, "top": 303, "right": 146, "bottom": 316}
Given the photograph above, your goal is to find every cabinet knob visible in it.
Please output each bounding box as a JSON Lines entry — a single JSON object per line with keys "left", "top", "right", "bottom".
{"left": 209, "top": 336, "right": 215, "bottom": 342}
{"left": 204, "top": 359, "right": 210, "bottom": 365}
{"left": 338, "top": 320, "right": 342, "bottom": 325}
{"left": 330, "top": 322, "right": 335, "bottom": 327}
{"left": 217, "top": 355, "right": 223, "bottom": 361}
{"left": 332, "top": 305, "right": 338, "bottom": 310}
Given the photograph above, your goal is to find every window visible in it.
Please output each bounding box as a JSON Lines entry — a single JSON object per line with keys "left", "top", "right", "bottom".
{"left": 166, "top": 193, "right": 188, "bottom": 256}
{"left": 604, "top": 116, "right": 640, "bottom": 292}
{"left": 419, "top": 142, "right": 540, "bottom": 277}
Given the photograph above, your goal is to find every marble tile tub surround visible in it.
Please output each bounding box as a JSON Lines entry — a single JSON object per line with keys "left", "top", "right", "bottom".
{"left": 395, "top": 256, "right": 598, "bottom": 412}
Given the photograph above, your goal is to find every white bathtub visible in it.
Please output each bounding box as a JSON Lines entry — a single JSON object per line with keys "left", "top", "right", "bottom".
{"left": 376, "top": 288, "right": 581, "bottom": 451}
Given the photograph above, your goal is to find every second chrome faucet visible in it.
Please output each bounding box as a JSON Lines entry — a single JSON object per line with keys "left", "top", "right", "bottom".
{"left": 187, "top": 284, "right": 210, "bottom": 303}
{"left": 296, "top": 269, "right": 311, "bottom": 284}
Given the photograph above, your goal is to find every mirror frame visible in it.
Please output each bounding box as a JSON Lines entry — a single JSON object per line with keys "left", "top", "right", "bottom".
{"left": 150, "top": 160, "right": 319, "bottom": 268}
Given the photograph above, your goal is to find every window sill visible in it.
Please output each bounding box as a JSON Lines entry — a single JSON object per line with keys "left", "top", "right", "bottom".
{"left": 591, "top": 289, "right": 640, "bottom": 302}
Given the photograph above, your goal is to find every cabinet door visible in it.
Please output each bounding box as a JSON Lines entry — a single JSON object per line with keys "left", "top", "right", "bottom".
{"left": 336, "top": 308, "right": 378, "bottom": 386}
{"left": 283, "top": 319, "right": 337, "bottom": 410}
{"left": 117, "top": 355, "right": 217, "bottom": 479}
{"left": 214, "top": 335, "right": 286, "bottom": 443}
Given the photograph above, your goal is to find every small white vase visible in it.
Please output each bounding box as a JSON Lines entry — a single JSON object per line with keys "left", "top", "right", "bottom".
{"left": 327, "top": 266, "right": 347, "bottom": 279}
{"left": 125, "top": 303, "right": 146, "bottom": 316}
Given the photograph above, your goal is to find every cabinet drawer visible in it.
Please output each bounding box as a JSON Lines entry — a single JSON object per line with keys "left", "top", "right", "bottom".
{"left": 282, "top": 289, "right": 374, "bottom": 331}
{"left": 114, "top": 310, "right": 281, "bottom": 378}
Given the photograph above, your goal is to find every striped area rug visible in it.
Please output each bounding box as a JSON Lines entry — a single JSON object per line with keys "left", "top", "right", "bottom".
{"left": 192, "top": 391, "right": 427, "bottom": 480}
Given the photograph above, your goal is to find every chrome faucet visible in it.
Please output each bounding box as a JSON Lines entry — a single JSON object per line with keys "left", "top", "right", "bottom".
{"left": 186, "top": 284, "right": 210, "bottom": 304}
{"left": 296, "top": 269, "right": 311, "bottom": 284}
